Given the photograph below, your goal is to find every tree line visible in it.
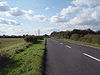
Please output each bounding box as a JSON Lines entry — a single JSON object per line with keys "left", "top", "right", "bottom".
{"left": 51, "top": 29, "right": 100, "bottom": 44}
{"left": 0, "top": 34, "right": 49, "bottom": 38}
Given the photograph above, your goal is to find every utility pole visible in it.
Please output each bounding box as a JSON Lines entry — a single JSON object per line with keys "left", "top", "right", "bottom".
{"left": 38, "top": 29, "right": 40, "bottom": 36}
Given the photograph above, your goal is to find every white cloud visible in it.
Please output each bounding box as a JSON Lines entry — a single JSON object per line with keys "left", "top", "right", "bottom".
{"left": 45, "top": 7, "right": 50, "bottom": 10}
{"left": 66, "top": 6, "right": 100, "bottom": 25}
{"left": 0, "top": 1, "right": 46, "bottom": 22}
{"left": 33, "top": 15, "right": 46, "bottom": 22}
{"left": 0, "top": 30, "right": 6, "bottom": 35}
{"left": 50, "top": 16, "right": 68, "bottom": 23}
{"left": 92, "top": 6, "right": 100, "bottom": 20}
{"left": 9, "top": 8, "right": 25, "bottom": 16}
{"left": 9, "top": 8, "right": 35, "bottom": 19}
{"left": 72, "top": 0, "right": 100, "bottom": 6}
{"left": 0, "top": 1, "right": 34, "bottom": 20}
{"left": 60, "top": 6, "right": 80, "bottom": 17}
{"left": 25, "top": 10, "right": 34, "bottom": 20}
{"left": 0, "top": 18, "right": 21, "bottom": 25}
{"left": 0, "top": 2, "right": 9, "bottom": 12}
{"left": 50, "top": 0, "right": 100, "bottom": 27}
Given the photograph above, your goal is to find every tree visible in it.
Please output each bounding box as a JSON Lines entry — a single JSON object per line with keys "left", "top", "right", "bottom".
{"left": 70, "top": 34, "right": 80, "bottom": 40}
{"left": 86, "top": 28, "right": 95, "bottom": 34}
{"left": 24, "top": 36, "right": 38, "bottom": 44}
{"left": 96, "top": 30, "right": 100, "bottom": 34}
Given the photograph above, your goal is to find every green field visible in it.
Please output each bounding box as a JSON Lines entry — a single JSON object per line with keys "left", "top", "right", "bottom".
{"left": 0, "top": 38, "right": 45, "bottom": 75}
{"left": 0, "top": 38, "right": 26, "bottom": 53}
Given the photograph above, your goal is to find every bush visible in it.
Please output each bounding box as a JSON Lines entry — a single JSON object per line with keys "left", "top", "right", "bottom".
{"left": 24, "top": 36, "right": 38, "bottom": 44}
{"left": 81, "top": 34, "right": 100, "bottom": 44}
{"left": 81, "top": 34, "right": 93, "bottom": 43}
{"left": 70, "top": 34, "right": 80, "bottom": 40}
{"left": 92, "top": 35, "right": 100, "bottom": 44}
{"left": 36, "top": 36, "right": 44, "bottom": 40}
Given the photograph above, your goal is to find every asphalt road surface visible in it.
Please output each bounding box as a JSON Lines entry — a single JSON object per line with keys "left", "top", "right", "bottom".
{"left": 45, "top": 38, "right": 100, "bottom": 75}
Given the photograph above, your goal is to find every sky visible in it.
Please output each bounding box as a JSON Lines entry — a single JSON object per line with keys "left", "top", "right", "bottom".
{"left": 0, "top": 0, "right": 100, "bottom": 35}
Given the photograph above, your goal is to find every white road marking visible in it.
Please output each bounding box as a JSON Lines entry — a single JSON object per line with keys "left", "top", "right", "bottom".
{"left": 60, "top": 43, "right": 63, "bottom": 44}
{"left": 83, "top": 53, "right": 100, "bottom": 62}
{"left": 66, "top": 45, "right": 71, "bottom": 48}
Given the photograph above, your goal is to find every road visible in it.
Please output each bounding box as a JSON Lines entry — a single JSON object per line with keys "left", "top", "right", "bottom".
{"left": 45, "top": 38, "right": 100, "bottom": 75}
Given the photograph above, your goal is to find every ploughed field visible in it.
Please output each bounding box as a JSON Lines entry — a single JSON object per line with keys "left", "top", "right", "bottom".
{"left": 0, "top": 38, "right": 25, "bottom": 50}
{"left": 0, "top": 38, "right": 26, "bottom": 53}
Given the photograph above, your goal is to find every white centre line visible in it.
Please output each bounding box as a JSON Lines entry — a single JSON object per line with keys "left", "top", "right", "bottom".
{"left": 66, "top": 45, "right": 71, "bottom": 48}
{"left": 60, "top": 43, "right": 63, "bottom": 44}
{"left": 83, "top": 53, "right": 100, "bottom": 62}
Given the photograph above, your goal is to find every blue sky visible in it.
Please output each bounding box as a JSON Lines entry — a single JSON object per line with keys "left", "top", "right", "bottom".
{"left": 0, "top": 0, "right": 100, "bottom": 35}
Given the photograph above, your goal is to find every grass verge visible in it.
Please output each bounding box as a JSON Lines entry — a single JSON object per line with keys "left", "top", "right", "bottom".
{"left": 60, "top": 39, "right": 100, "bottom": 49}
{"left": 0, "top": 40, "right": 45, "bottom": 75}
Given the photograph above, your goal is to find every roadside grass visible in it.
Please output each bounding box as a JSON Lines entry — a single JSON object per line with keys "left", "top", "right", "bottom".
{"left": 60, "top": 39, "right": 100, "bottom": 48}
{"left": 0, "top": 40, "right": 45, "bottom": 75}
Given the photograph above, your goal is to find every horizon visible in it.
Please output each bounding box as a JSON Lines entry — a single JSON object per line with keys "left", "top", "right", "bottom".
{"left": 0, "top": 28, "right": 99, "bottom": 36}
{"left": 0, "top": 0, "right": 100, "bottom": 35}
